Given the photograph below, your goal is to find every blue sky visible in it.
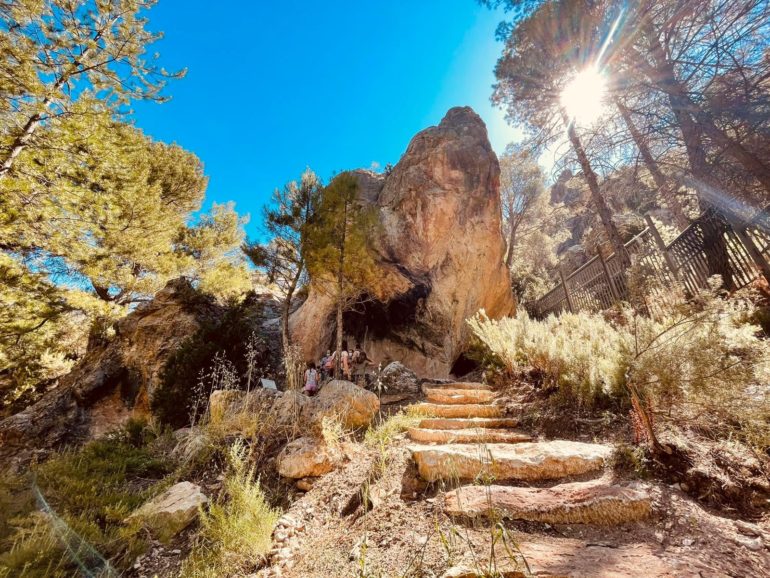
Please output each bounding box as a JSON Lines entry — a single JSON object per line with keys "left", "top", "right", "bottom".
{"left": 131, "top": 1, "right": 521, "bottom": 239}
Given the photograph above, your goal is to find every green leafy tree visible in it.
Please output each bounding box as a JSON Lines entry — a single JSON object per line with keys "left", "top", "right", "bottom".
{"left": 244, "top": 168, "right": 322, "bottom": 354}
{"left": 0, "top": 0, "right": 182, "bottom": 180}
{"left": 305, "top": 172, "right": 380, "bottom": 378}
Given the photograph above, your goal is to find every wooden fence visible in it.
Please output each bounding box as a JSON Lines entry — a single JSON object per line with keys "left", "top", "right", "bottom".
{"left": 528, "top": 207, "right": 770, "bottom": 318}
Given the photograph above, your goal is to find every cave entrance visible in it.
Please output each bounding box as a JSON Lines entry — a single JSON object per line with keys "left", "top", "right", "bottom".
{"left": 450, "top": 353, "right": 479, "bottom": 378}
{"left": 341, "top": 282, "right": 430, "bottom": 346}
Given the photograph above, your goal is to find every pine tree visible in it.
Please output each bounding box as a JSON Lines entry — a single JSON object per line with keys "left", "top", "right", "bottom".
{"left": 304, "top": 172, "right": 379, "bottom": 379}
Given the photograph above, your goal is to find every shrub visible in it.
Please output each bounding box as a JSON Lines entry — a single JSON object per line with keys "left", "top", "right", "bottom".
{"left": 180, "top": 441, "right": 279, "bottom": 577}
{"left": 468, "top": 309, "right": 627, "bottom": 408}
{"left": 152, "top": 298, "right": 274, "bottom": 427}
{"left": 0, "top": 433, "right": 171, "bottom": 577}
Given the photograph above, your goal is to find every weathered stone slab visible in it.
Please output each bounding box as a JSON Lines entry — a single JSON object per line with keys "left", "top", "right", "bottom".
{"left": 412, "top": 403, "right": 502, "bottom": 419}
{"left": 127, "top": 481, "right": 208, "bottom": 543}
{"left": 418, "top": 417, "right": 519, "bottom": 430}
{"left": 422, "top": 382, "right": 493, "bottom": 393}
{"left": 407, "top": 427, "right": 532, "bottom": 444}
{"left": 444, "top": 479, "right": 651, "bottom": 524}
{"left": 410, "top": 441, "right": 611, "bottom": 482}
{"left": 424, "top": 388, "right": 496, "bottom": 405}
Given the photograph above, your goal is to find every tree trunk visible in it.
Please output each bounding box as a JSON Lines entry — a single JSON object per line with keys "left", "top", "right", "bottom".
{"left": 281, "top": 260, "right": 303, "bottom": 355}
{"left": 642, "top": 26, "right": 735, "bottom": 289}
{"left": 334, "top": 199, "right": 349, "bottom": 379}
{"left": 505, "top": 206, "right": 517, "bottom": 269}
{"left": 614, "top": 97, "right": 689, "bottom": 231}
{"left": 562, "top": 111, "right": 630, "bottom": 267}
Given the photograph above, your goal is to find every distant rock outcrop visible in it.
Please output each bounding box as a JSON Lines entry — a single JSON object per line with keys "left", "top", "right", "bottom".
{"left": 291, "top": 107, "right": 515, "bottom": 376}
{"left": 0, "top": 279, "right": 223, "bottom": 466}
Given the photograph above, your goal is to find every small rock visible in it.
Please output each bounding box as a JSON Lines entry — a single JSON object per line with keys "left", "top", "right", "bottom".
{"left": 734, "top": 520, "right": 763, "bottom": 537}
{"left": 171, "top": 549, "right": 181, "bottom": 554}
{"left": 734, "top": 535, "right": 763, "bottom": 551}
{"left": 296, "top": 478, "right": 316, "bottom": 492}
{"left": 655, "top": 531, "right": 665, "bottom": 544}
{"left": 126, "top": 481, "right": 208, "bottom": 543}
{"left": 682, "top": 538, "right": 695, "bottom": 547}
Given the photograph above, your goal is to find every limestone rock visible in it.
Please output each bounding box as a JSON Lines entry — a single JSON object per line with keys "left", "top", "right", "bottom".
{"left": 410, "top": 441, "right": 612, "bottom": 482}
{"left": 421, "top": 382, "right": 493, "bottom": 393}
{"left": 127, "top": 481, "right": 208, "bottom": 543}
{"left": 291, "top": 107, "right": 515, "bottom": 377}
{"left": 407, "top": 427, "right": 532, "bottom": 444}
{"left": 444, "top": 479, "right": 652, "bottom": 524}
{"left": 309, "top": 380, "right": 379, "bottom": 430}
{"left": 378, "top": 362, "right": 419, "bottom": 394}
{"left": 0, "top": 279, "right": 223, "bottom": 463}
{"left": 418, "top": 417, "right": 519, "bottom": 430}
{"left": 277, "top": 437, "right": 337, "bottom": 479}
{"left": 412, "top": 403, "right": 502, "bottom": 419}
{"left": 424, "top": 388, "right": 495, "bottom": 405}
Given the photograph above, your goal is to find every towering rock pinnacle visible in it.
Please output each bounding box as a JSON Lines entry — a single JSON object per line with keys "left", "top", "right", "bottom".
{"left": 291, "top": 106, "right": 515, "bottom": 376}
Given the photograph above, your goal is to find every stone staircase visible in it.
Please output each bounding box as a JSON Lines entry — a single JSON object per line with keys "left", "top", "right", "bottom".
{"left": 407, "top": 380, "right": 660, "bottom": 575}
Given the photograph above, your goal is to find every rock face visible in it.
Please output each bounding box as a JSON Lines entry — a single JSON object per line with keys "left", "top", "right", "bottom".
{"left": 0, "top": 279, "right": 221, "bottom": 464}
{"left": 127, "top": 481, "right": 208, "bottom": 543}
{"left": 291, "top": 107, "right": 515, "bottom": 377}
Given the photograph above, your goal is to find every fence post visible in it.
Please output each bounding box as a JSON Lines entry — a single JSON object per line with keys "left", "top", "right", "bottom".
{"left": 644, "top": 214, "right": 681, "bottom": 280}
{"left": 598, "top": 250, "right": 620, "bottom": 303}
{"left": 559, "top": 265, "right": 575, "bottom": 313}
{"left": 733, "top": 226, "right": 770, "bottom": 286}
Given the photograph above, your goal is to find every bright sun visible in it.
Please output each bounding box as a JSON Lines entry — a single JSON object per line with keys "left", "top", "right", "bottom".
{"left": 560, "top": 67, "right": 608, "bottom": 126}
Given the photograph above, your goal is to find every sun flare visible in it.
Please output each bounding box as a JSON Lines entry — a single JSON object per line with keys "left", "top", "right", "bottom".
{"left": 560, "top": 67, "right": 608, "bottom": 126}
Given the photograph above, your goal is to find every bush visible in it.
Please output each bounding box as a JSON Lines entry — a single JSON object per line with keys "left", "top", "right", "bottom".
{"left": 0, "top": 431, "right": 171, "bottom": 578}
{"left": 469, "top": 287, "right": 770, "bottom": 449}
{"left": 180, "top": 441, "right": 279, "bottom": 577}
{"left": 468, "top": 309, "right": 627, "bottom": 409}
{"left": 152, "top": 298, "right": 274, "bottom": 427}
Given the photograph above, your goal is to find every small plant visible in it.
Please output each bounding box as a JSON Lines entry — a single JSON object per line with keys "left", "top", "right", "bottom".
{"left": 180, "top": 440, "right": 280, "bottom": 577}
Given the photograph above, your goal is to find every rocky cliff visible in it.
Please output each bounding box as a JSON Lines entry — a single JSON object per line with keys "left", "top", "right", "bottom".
{"left": 291, "top": 107, "right": 515, "bottom": 376}
{"left": 0, "top": 280, "right": 225, "bottom": 465}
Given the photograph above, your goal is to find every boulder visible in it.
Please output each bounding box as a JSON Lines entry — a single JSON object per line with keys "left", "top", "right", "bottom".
{"left": 378, "top": 362, "right": 419, "bottom": 394}
{"left": 291, "top": 107, "right": 515, "bottom": 377}
{"left": 127, "top": 481, "right": 208, "bottom": 543}
{"left": 277, "top": 436, "right": 337, "bottom": 479}
{"left": 309, "top": 380, "right": 379, "bottom": 430}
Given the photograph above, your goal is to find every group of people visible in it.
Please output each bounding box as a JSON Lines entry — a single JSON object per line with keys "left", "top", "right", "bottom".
{"left": 303, "top": 340, "right": 371, "bottom": 395}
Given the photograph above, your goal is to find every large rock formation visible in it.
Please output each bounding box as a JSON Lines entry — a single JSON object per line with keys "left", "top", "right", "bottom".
{"left": 291, "top": 107, "right": 515, "bottom": 376}
{"left": 0, "top": 280, "right": 225, "bottom": 465}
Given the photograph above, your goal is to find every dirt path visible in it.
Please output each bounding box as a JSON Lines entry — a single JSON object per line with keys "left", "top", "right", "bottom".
{"left": 260, "top": 380, "right": 770, "bottom": 577}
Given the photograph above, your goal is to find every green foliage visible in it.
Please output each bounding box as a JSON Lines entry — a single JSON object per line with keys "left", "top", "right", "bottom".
{"left": 469, "top": 309, "right": 627, "bottom": 409}
{"left": 305, "top": 171, "right": 382, "bottom": 301}
{"left": 180, "top": 441, "right": 279, "bottom": 577}
{"left": 0, "top": 429, "right": 171, "bottom": 578}
{"left": 153, "top": 302, "right": 273, "bottom": 427}
{"left": 470, "top": 288, "right": 770, "bottom": 447}
{"left": 0, "top": 4, "right": 251, "bottom": 407}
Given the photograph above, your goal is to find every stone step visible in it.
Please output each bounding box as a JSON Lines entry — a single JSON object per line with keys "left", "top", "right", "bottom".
{"left": 412, "top": 403, "right": 502, "bottom": 419}
{"left": 407, "top": 427, "right": 532, "bottom": 444}
{"left": 410, "top": 441, "right": 612, "bottom": 483}
{"left": 442, "top": 538, "right": 712, "bottom": 577}
{"left": 444, "top": 478, "right": 651, "bottom": 525}
{"left": 424, "top": 388, "right": 496, "bottom": 405}
{"left": 419, "top": 417, "right": 520, "bottom": 430}
{"left": 422, "top": 381, "right": 492, "bottom": 393}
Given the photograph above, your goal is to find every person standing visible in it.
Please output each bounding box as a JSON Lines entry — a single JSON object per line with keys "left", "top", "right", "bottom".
{"left": 304, "top": 362, "right": 319, "bottom": 395}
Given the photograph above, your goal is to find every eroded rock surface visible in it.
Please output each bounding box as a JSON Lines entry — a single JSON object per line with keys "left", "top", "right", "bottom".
{"left": 127, "top": 481, "right": 208, "bottom": 543}
{"left": 410, "top": 440, "right": 612, "bottom": 482}
{"left": 291, "top": 107, "right": 515, "bottom": 377}
{"left": 277, "top": 436, "right": 338, "bottom": 479}
{"left": 444, "top": 479, "right": 652, "bottom": 524}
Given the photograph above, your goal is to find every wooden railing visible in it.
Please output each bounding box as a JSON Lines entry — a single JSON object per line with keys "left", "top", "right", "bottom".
{"left": 528, "top": 206, "right": 770, "bottom": 318}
